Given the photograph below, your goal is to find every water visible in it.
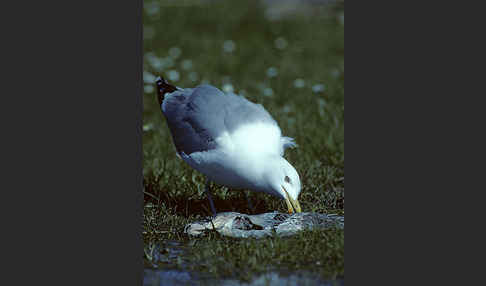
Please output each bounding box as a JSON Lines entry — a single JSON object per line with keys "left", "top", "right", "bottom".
{"left": 143, "top": 268, "right": 344, "bottom": 286}
{"left": 144, "top": 241, "right": 343, "bottom": 286}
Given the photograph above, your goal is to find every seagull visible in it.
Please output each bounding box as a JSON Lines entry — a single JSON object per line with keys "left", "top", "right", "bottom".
{"left": 155, "top": 76, "right": 302, "bottom": 215}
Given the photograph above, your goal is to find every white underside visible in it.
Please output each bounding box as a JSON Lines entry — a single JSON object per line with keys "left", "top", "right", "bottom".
{"left": 180, "top": 122, "right": 282, "bottom": 195}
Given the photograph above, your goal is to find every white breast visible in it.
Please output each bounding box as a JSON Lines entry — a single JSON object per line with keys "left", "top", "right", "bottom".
{"left": 217, "top": 122, "right": 282, "bottom": 157}
{"left": 182, "top": 122, "right": 282, "bottom": 190}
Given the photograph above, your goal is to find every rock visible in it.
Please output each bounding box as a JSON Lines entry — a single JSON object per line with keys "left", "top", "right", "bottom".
{"left": 184, "top": 212, "right": 344, "bottom": 238}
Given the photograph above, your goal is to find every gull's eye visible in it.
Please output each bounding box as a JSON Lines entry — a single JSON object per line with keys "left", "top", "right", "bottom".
{"left": 285, "top": 176, "right": 291, "bottom": 183}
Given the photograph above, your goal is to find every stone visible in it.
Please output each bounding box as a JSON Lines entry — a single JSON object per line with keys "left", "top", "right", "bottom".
{"left": 184, "top": 212, "right": 344, "bottom": 238}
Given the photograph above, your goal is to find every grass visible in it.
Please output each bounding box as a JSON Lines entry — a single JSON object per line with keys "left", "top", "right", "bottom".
{"left": 142, "top": 0, "right": 344, "bottom": 282}
{"left": 186, "top": 229, "right": 344, "bottom": 281}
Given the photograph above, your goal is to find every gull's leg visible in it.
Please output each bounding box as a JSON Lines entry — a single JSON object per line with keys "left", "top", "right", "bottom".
{"left": 204, "top": 178, "right": 217, "bottom": 217}
{"left": 245, "top": 191, "right": 255, "bottom": 214}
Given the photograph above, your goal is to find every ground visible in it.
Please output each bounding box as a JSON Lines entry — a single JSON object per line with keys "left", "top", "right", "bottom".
{"left": 142, "top": 0, "right": 344, "bottom": 282}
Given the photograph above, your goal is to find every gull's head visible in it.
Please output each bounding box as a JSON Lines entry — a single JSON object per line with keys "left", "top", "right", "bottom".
{"left": 263, "top": 156, "right": 302, "bottom": 213}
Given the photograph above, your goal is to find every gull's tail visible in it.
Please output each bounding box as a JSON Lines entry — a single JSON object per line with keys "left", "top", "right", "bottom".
{"left": 156, "top": 76, "right": 177, "bottom": 106}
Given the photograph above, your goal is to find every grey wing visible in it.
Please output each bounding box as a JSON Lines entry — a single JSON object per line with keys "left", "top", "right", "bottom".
{"left": 222, "top": 93, "right": 278, "bottom": 133}
{"left": 162, "top": 84, "right": 278, "bottom": 155}
{"left": 162, "top": 85, "right": 228, "bottom": 155}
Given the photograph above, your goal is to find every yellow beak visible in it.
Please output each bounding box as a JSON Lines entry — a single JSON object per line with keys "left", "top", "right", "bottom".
{"left": 283, "top": 186, "right": 302, "bottom": 214}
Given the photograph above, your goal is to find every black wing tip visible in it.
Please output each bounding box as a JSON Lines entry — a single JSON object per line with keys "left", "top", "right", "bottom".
{"left": 155, "top": 76, "right": 169, "bottom": 90}
{"left": 155, "top": 76, "right": 164, "bottom": 85}
{"left": 155, "top": 75, "right": 177, "bottom": 106}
